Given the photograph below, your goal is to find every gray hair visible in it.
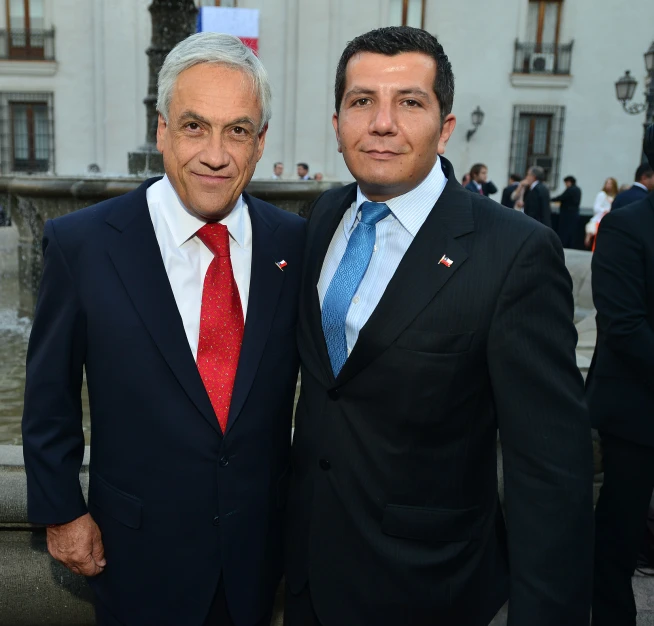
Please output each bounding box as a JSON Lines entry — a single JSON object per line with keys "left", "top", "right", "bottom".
{"left": 157, "top": 32, "right": 271, "bottom": 132}
{"left": 529, "top": 166, "right": 546, "bottom": 182}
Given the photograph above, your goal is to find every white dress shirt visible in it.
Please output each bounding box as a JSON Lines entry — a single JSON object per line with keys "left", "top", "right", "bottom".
{"left": 147, "top": 176, "right": 252, "bottom": 359}
{"left": 318, "top": 157, "right": 447, "bottom": 354}
{"left": 633, "top": 182, "right": 648, "bottom": 192}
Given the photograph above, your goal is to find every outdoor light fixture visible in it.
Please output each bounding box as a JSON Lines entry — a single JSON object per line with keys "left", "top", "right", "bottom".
{"left": 466, "top": 106, "right": 484, "bottom": 141}
{"left": 615, "top": 41, "right": 654, "bottom": 116}
{"left": 615, "top": 41, "right": 654, "bottom": 162}
{"left": 616, "top": 70, "right": 646, "bottom": 114}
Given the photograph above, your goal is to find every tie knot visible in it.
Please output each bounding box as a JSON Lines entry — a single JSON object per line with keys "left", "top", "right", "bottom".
{"left": 359, "top": 201, "right": 391, "bottom": 226}
{"left": 196, "top": 223, "right": 230, "bottom": 257}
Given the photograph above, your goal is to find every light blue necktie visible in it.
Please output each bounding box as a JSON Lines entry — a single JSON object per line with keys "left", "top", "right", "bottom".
{"left": 322, "top": 201, "right": 391, "bottom": 376}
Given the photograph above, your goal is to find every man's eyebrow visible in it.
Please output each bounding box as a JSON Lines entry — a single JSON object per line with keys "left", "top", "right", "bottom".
{"left": 343, "top": 87, "right": 432, "bottom": 100}
{"left": 343, "top": 87, "right": 377, "bottom": 100}
{"left": 396, "top": 88, "right": 431, "bottom": 99}
{"left": 178, "top": 110, "right": 212, "bottom": 125}
{"left": 177, "top": 112, "right": 257, "bottom": 128}
{"left": 227, "top": 116, "right": 257, "bottom": 127}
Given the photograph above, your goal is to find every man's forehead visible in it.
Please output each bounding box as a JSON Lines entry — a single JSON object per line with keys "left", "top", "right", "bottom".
{"left": 344, "top": 51, "right": 437, "bottom": 91}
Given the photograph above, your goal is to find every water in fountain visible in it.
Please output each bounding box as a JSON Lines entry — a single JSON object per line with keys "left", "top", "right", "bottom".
{"left": 0, "top": 225, "right": 90, "bottom": 445}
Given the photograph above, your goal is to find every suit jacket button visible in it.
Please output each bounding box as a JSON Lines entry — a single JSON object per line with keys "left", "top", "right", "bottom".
{"left": 319, "top": 459, "right": 331, "bottom": 471}
{"left": 212, "top": 516, "right": 220, "bottom": 526}
{"left": 328, "top": 389, "right": 339, "bottom": 400}
{"left": 219, "top": 457, "right": 229, "bottom": 467}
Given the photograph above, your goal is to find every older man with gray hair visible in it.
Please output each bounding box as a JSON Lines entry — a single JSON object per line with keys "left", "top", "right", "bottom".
{"left": 22, "top": 32, "right": 305, "bottom": 626}
{"left": 518, "top": 165, "right": 552, "bottom": 227}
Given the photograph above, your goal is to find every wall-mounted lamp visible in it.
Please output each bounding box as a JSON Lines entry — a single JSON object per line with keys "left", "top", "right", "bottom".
{"left": 466, "top": 106, "right": 485, "bottom": 142}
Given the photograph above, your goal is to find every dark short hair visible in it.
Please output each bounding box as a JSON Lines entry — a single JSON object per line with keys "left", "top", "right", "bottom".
{"left": 564, "top": 175, "right": 576, "bottom": 185}
{"left": 334, "top": 26, "right": 455, "bottom": 125}
{"left": 273, "top": 161, "right": 283, "bottom": 168}
{"left": 635, "top": 163, "right": 654, "bottom": 182}
{"left": 297, "top": 162, "right": 309, "bottom": 171}
{"left": 470, "top": 163, "right": 487, "bottom": 178}
{"left": 510, "top": 173, "right": 521, "bottom": 182}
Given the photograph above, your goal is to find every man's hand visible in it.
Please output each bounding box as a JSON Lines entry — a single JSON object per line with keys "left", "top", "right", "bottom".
{"left": 46, "top": 513, "right": 106, "bottom": 577}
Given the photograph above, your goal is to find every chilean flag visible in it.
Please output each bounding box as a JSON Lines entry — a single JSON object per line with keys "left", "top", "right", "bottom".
{"left": 197, "top": 7, "right": 260, "bottom": 55}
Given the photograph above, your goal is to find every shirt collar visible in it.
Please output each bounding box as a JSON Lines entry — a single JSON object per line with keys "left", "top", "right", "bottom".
{"left": 530, "top": 180, "right": 539, "bottom": 190}
{"left": 633, "top": 182, "right": 648, "bottom": 192}
{"left": 348, "top": 156, "right": 447, "bottom": 237}
{"left": 155, "top": 175, "right": 247, "bottom": 248}
{"left": 474, "top": 181, "right": 482, "bottom": 191}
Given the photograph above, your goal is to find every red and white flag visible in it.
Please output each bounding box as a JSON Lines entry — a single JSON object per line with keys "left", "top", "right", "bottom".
{"left": 439, "top": 255, "right": 454, "bottom": 268}
{"left": 198, "top": 7, "right": 260, "bottom": 55}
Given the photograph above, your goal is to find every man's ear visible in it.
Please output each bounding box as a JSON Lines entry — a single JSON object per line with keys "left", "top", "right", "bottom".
{"left": 332, "top": 113, "right": 342, "bottom": 153}
{"left": 437, "top": 113, "right": 456, "bottom": 155}
{"left": 156, "top": 113, "right": 168, "bottom": 153}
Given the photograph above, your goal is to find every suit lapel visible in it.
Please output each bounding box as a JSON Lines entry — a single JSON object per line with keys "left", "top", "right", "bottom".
{"left": 224, "top": 194, "right": 285, "bottom": 435}
{"left": 303, "top": 184, "right": 357, "bottom": 386}
{"left": 335, "top": 168, "right": 475, "bottom": 387}
{"left": 105, "top": 179, "right": 221, "bottom": 436}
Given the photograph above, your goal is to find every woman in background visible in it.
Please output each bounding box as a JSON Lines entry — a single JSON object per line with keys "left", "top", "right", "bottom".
{"left": 585, "top": 177, "right": 618, "bottom": 249}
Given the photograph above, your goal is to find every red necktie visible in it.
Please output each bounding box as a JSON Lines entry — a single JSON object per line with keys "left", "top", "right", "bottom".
{"left": 196, "top": 223, "right": 244, "bottom": 433}
{"left": 479, "top": 185, "right": 484, "bottom": 196}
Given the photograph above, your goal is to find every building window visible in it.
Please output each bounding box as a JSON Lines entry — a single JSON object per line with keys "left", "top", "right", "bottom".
{"left": 390, "top": 0, "right": 426, "bottom": 28}
{"left": 5, "top": 0, "right": 48, "bottom": 60}
{"left": 508, "top": 105, "right": 565, "bottom": 188}
{"left": 0, "top": 92, "right": 54, "bottom": 173}
{"left": 527, "top": 0, "right": 563, "bottom": 46}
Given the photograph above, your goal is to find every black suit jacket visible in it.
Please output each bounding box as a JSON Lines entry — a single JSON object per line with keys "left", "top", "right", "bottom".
{"left": 286, "top": 158, "right": 593, "bottom": 626}
{"left": 611, "top": 184, "right": 649, "bottom": 210}
{"left": 586, "top": 192, "right": 654, "bottom": 444}
{"left": 523, "top": 181, "right": 552, "bottom": 227}
{"left": 552, "top": 185, "right": 582, "bottom": 213}
{"left": 465, "top": 180, "right": 498, "bottom": 196}
{"left": 22, "top": 179, "right": 305, "bottom": 626}
{"left": 501, "top": 182, "right": 519, "bottom": 208}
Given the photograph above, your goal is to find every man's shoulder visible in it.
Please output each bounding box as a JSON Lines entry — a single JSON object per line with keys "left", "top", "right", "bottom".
{"left": 49, "top": 182, "right": 151, "bottom": 244}
{"left": 603, "top": 194, "right": 653, "bottom": 229}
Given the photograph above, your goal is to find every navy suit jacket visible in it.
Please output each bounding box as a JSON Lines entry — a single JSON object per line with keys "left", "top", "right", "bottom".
{"left": 586, "top": 192, "right": 654, "bottom": 445}
{"left": 611, "top": 184, "right": 649, "bottom": 210}
{"left": 465, "top": 180, "right": 498, "bottom": 196}
{"left": 22, "top": 178, "right": 305, "bottom": 626}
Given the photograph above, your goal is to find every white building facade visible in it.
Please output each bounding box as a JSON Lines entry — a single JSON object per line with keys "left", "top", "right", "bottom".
{"left": 0, "top": 0, "right": 651, "bottom": 198}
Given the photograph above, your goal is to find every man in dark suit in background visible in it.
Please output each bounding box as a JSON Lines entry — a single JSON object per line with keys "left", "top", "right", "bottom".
{"left": 611, "top": 162, "right": 654, "bottom": 210}
{"left": 22, "top": 33, "right": 304, "bottom": 626}
{"left": 588, "top": 126, "right": 654, "bottom": 626}
{"left": 519, "top": 165, "right": 552, "bottom": 227}
{"left": 552, "top": 175, "right": 582, "bottom": 248}
{"left": 465, "top": 162, "right": 498, "bottom": 196}
{"left": 501, "top": 173, "right": 521, "bottom": 208}
{"left": 285, "top": 25, "right": 593, "bottom": 626}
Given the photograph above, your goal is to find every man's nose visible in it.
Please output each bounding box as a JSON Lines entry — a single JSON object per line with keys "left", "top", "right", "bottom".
{"left": 200, "top": 133, "right": 230, "bottom": 169}
{"left": 369, "top": 102, "right": 397, "bottom": 135}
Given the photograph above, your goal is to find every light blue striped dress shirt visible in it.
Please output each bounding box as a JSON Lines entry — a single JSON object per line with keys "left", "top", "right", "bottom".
{"left": 318, "top": 157, "right": 448, "bottom": 355}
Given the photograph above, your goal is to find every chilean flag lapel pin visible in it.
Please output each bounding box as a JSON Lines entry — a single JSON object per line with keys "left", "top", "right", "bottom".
{"left": 439, "top": 255, "right": 454, "bottom": 268}
{"left": 275, "top": 259, "right": 288, "bottom": 271}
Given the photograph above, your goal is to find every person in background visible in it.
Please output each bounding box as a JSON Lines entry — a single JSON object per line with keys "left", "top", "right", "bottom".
{"left": 313, "top": 172, "right": 324, "bottom": 181}
{"left": 587, "top": 125, "right": 654, "bottom": 626}
{"left": 501, "top": 173, "right": 521, "bottom": 208}
{"left": 272, "top": 161, "right": 284, "bottom": 179}
{"left": 611, "top": 163, "right": 654, "bottom": 210}
{"left": 552, "top": 175, "right": 582, "bottom": 248}
{"left": 297, "top": 162, "right": 311, "bottom": 180}
{"left": 461, "top": 172, "right": 470, "bottom": 187}
{"left": 585, "top": 177, "right": 618, "bottom": 249}
{"left": 518, "top": 166, "right": 551, "bottom": 227}
{"left": 465, "top": 162, "right": 498, "bottom": 196}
